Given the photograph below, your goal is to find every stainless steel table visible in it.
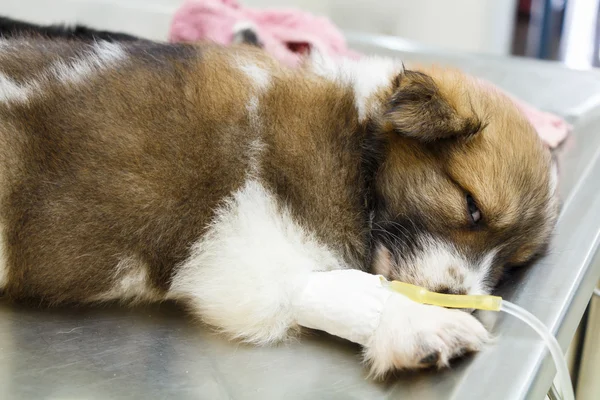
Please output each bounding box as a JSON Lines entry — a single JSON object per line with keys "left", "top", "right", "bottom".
{"left": 2, "top": 36, "right": 600, "bottom": 400}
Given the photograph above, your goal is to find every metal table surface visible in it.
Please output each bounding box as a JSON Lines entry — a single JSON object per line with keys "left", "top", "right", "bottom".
{"left": 2, "top": 36, "right": 600, "bottom": 400}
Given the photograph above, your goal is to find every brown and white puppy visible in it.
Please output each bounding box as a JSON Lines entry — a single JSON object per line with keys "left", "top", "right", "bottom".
{"left": 0, "top": 38, "right": 558, "bottom": 376}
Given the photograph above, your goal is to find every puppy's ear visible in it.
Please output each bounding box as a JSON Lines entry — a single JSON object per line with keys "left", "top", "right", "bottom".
{"left": 384, "top": 70, "right": 483, "bottom": 142}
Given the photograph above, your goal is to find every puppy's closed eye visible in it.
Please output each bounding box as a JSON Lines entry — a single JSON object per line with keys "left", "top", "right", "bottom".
{"left": 466, "top": 194, "right": 481, "bottom": 225}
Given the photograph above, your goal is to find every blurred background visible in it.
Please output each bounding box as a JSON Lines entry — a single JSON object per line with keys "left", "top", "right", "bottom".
{"left": 2, "top": 0, "right": 599, "bottom": 68}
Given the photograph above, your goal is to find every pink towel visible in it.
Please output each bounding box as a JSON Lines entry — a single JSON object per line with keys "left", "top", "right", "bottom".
{"left": 169, "top": 0, "right": 570, "bottom": 148}
{"left": 511, "top": 97, "right": 571, "bottom": 148}
{"left": 170, "top": 0, "right": 360, "bottom": 67}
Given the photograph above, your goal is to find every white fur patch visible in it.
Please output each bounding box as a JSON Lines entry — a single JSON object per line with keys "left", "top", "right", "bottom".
{"left": 246, "top": 137, "right": 264, "bottom": 178}
{"left": 467, "top": 249, "right": 498, "bottom": 296}
{"left": 310, "top": 52, "right": 403, "bottom": 121}
{"left": 398, "top": 236, "right": 467, "bottom": 290}
{"left": 392, "top": 235, "right": 497, "bottom": 296}
{"left": 90, "top": 257, "right": 161, "bottom": 303}
{"left": 50, "top": 41, "right": 126, "bottom": 85}
{"left": 1, "top": 41, "right": 126, "bottom": 104}
{"left": 245, "top": 95, "right": 262, "bottom": 130}
{"left": 168, "top": 179, "right": 343, "bottom": 344}
{"left": 0, "top": 73, "right": 36, "bottom": 103}
{"left": 238, "top": 62, "right": 270, "bottom": 91}
{"left": 246, "top": 95, "right": 260, "bottom": 116}
{"left": 244, "top": 95, "right": 265, "bottom": 176}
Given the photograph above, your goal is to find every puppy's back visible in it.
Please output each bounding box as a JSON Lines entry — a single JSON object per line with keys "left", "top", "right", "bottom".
{"left": 0, "top": 39, "right": 268, "bottom": 303}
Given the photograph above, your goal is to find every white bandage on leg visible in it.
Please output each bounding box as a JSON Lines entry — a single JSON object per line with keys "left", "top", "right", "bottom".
{"left": 293, "top": 269, "right": 392, "bottom": 346}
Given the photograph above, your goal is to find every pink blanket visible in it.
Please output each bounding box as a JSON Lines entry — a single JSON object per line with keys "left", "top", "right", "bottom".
{"left": 169, "top": 0, "right": 570, "bottom": 148}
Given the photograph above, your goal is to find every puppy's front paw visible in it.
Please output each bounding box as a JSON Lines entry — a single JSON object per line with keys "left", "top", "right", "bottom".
{"left": 363, "top": 294, "right": 490, "bottom": 378}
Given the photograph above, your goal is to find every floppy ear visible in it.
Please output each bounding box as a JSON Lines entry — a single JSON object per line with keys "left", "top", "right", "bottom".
{"left": 384, "top": 70, "right": 483, "bottom": 142}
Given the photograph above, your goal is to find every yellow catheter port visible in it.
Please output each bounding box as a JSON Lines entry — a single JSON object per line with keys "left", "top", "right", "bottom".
{"left": 380, "top": 277, "right": 502, "bottom": 311}
{"left": 378, "top": 277, "right": 574, "bottom": 399}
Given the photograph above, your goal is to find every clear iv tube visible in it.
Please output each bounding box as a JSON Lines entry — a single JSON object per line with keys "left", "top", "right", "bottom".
{"left": 500, "top": 300, "right": 575, "bottom": 400}
{"left": 384, "top": 280, "right": 576, "bottom": 399}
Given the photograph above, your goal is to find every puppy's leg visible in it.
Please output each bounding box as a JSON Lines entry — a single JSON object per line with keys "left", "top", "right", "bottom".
{"left": 293, "top": 269, "right": 491, "bottom": 377}
{"left": 168, "top": 180, "right": 488, "bottom": 375}
{"left": 168, "top": 180, "right": 345, "bottom": 344}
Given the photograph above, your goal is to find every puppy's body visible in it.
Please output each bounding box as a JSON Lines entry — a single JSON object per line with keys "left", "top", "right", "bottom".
{"left": 0, "top": 39, "right": 369, "bottom": 300}
{"left": 0, "top": 38, "right": 557, "bottom": 375}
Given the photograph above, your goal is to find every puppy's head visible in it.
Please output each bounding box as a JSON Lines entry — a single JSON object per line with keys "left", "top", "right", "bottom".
{"left": 368, "top": 66, "right": 558, "bottom": 296}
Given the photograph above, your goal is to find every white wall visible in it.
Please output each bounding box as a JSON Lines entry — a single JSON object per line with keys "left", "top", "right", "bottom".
{"left": 1, "top": 0, "right": 518, "bottom": 55}
{"left": 2, "top": 0, "right": 183, "bottom": 40}
{"left": 244, "top": 0, "right": 518, "bottom": 55}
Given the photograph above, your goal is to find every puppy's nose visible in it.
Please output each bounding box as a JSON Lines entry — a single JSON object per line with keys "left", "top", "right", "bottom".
{"left": 436, "top": 286, "right": 467, "bottom": 295}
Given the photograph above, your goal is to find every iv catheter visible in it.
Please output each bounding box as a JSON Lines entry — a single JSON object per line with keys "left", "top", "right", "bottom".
{"left": 383, "top": 279, "right": 575, "bottom": 400}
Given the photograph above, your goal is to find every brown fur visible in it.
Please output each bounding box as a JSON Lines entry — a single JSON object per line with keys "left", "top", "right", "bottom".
{"left": 371, "top": 66, "right": 556, "bottom": 288}
{"left": 384, "top": 70, "right": 484, "bottom": 141}
{"left": 0, "top": 39, "right": 556, "bottom": 307}
{"left": 1, "top": 41, "right": 261, "bottom": 302}
{"left": 0, "top": 40, "right": 372, "bottom": 304}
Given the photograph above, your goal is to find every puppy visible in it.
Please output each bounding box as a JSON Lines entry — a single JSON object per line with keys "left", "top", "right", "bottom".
{"left": 0, "top": 38, "right": 558, "bottom": 376}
